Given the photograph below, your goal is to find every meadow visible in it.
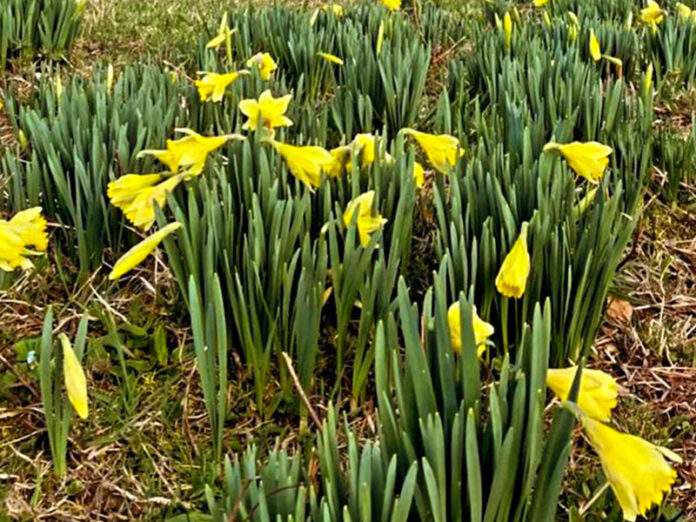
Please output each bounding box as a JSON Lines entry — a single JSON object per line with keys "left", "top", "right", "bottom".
{"left": 0, "top": 0, "right": 695, "bottom": 520}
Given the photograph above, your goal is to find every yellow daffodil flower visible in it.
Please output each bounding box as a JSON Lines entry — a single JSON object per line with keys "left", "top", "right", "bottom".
{"left": 495, "top": 222, "right": 530, "bottom": 298}
{"left": 503, "top": 12, "right": 513, "bottom": 49}
{"left": 108, "top": 174, "right": 184, "bottom": 231}
{"left": 343, "top": 191, "right": 388, "bottom": 247}
{"left": 533, "top": 0, "right": 549, "bottom": 7}
{"left": 447, "top": 302, "right": 495, "bottom": 356}
{"left": 238, "top": 90, "right": 293, "bottom": 132}
{"left": 246, "top": 52, "right": 278, "bottom": 81}
{"left": 60, "top": 334, "right": 88, "bottom": 419}
{"left": 543, "top": 141, "right": 613, "bottom": 183}
{"left": 401, "top": 128, "right": 463, "bottom": 174}
{"left": 381, "top": 0, "right": 401, "bottom": 10}
{"left": 581, "top": 415, "right": 682, "bottom": 521}
{"left": 270, "top": 140, "right": 334, "bottom": 189}
{"left": 317, "top": 52, "right": 344, "bottom": 65}
{"left": 206, "top": 13, "right": 234, "bottom": 50}
{"left": 109, "top": 222, "right": 182, "bottom": 280}
{"left": 640, "top": 0, "right": 665, "bottom": 27}
{"left": 139, "top": 129, "right": 242, "bottom": 176}
{"left": 547, "top": 366, "right": 618, "bottom": 421}
{"left": 589, "top": 30, "right": 623, "bottom": 67}
{"left": 0, "top": 208, "right": 49, "bottom": 272}
{"left": 194, "top": 70, "right": 248, "bottom": 102}
{"left": 676, "top": 2, "right": 696, "bottom": 23}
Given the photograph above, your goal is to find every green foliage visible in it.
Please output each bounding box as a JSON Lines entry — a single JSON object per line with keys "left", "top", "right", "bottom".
{"left": 0, "top": 0, "right": 85, "bottom": 69}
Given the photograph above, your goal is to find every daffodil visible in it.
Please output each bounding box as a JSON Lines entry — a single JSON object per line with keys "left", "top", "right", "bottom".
{"left": 448, "top": 302, "right": 495, "bottom": 356}
{"left": 270, "top": 140, "right": 334, "bottom": 189}
{"left": 401, "top": 128, "right": 463, "bottom": 174}
{"left": 194, "top": 70, "right": 248, "bottom": 102}
{"left": 206, "top": 13, "right": 234, "bottom": 50}
{"left": 322, "top": 3, "right": 344, "bottom": 16}
{"left": 238, "top": 90, "right": 293, "bottom": 132}
{"left": 543, "top": 141, "right": 613, "bottom": 183}
{"left": 0, "top": 208, "right": 49, "bottom": 272}
{"left": 589, "top": 30, "right": 623, "bottom": 67}
{"left": 547, "top": 366, "right": 618, "bottom": 421}
{"left": 676, "top": 2, "right": 696, "bottom": 23}
{"left": 413, "top": 161, "right": 425, "bottom": 188}
{"left": 533, "top": 0, "right": 549, "bottom": 7}
{"left": 381, "top": 0, "right": 401, "bottom": 10}
{"left": 343, "top": 191, "right": 388, "bottom": 247}
{"left": 60, "top": 334, "right": 88, "bottom": 419}
{"left": 640, "top": 0, "right": 665, "bottom": 27}
{"left": 317, "top": 52, "right": 344, "bottom": 65}
{"left": 109, "top": 222, "right": 182, "bottom": 280}
{"left": 139, "top": 129, "right": 242, "bottom": 176}
{"left": 581, "top": 415, "right": 682, "bottom": 521}
{"left": 495, "top": 222, "right": 530, "bottom": 299}
{"left": 108, "top": 174, "right": 184, "bottom": 230}
{"left": 503, "top": 12, "right": 513, "bottom": 49}
{"left": 246, "top": 52, "right": 278, "bottom": 81}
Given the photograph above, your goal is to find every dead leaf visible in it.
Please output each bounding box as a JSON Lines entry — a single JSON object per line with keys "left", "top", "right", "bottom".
{"left": 606, "top": 298, "right": 633, "bottom": 324}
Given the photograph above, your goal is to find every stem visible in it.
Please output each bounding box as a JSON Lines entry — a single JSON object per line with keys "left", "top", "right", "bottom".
{"left": 501, "top": 297, "right": 509, "bottom": 354}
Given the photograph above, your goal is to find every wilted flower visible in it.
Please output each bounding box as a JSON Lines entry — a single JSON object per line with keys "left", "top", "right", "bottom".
{"left": 543, "top": 141, "right": 613, "bottom": 183}
{"left": 108, "top": 174, "right": 184, "bottom": 230}
{"left": 238, "top": 90, "right": 293, "bottom": 132}
{"left": 194, "top": 70, "right": 248, "bottom": 102}
{"left": 270, "top": 140, "right": 334, "bottom": 189}
{"left": 109, "top": 222, "right": 182, "bottom": 280}
{"left": 343, "top": 191, "right": 388, "bottom": 247}
{"left": 495, "top": 222, "right": 530, "bottom": 298}
{"left": 580, "top": 415, "right": 682, "bottom": 521}
{"left": 547, "top": 366, "right": 618, "bottom": 421}
{"left": 0, "top": 208, "right": 48, "bottom": 272}
{"left": 246, "top": 52, "right": 278, "bottom": 81}
{"left": 60, "top": 334, "right": 88, "bottom": 420}
{"left": 447, "top": 302, "right": 495, "bottom": 356}
{"left": 401, "top": 128, "right": 463, "bottom": 173}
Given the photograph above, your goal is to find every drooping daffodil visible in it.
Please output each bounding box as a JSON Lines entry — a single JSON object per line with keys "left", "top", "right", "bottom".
{"left": 547, "top": 366, "right": 618, "bottom": 421}
{"left": 401, "top": 128, "right": 463, "bottom": 174}
{"left": 107, "top": 174, "right": 185, "bottom": 231}
{"left": 343, "top": 191, "right": 388, "bottom": 247}
{"left": 579, "top": 414, "right": 682, "bottom": 521}
{"left": 495, "top": 222, "right": 531, "bottom": 299}
{"left": 194, "top": 70, "right": 248, "bottom": 102}
{"left": 109, "top": 222, "right": 182, "bottom": 280}
{"left": 60, "top": 334, "right": 88, "bottom": 420}
{"left": 139, "top": 129, "right": 243, "bottom": 176}
{"left": 246, "top": 52, "right": 278, "bottom": 81}
{"left": 543, "top": 141, "right": 613, "bottom": 183}
{"left": 238, "top": 90, "right": 293, "bottom": 133}
{"left": 589, "top": 29, "right": 623, "bottom": 67}
{"left": 447, "top": 302, "right": 495, "bottom": 357}
{"left": 269, "top": 140, "right": 334, "bottom": 189}
{"left": 0, "top": 208, "right": 49, "bottom": 272}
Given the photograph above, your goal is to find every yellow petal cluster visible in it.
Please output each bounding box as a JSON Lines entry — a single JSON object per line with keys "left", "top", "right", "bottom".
{"left": 495, "top": 222, "right": 530, "bottom": 298}
{"left": 139, "top": 129, "right": 241, "bottom": 176}
{"left": 381, "top": 0, "right": 401, "bottom": 11}
{"left": 60, "top": 334, "right": 88, "bottom": 420}
{"left": 108, "top": 173, "right": 184, "bottom": 231}
{"left": 343, "top": 191, "right": 388, "bottom": 247}
{"left": 547, "top": 366, "right": 618, "bottom": 421}
{"left": 109, "top": 222, "right": 182, "bottom": 280}
{"left": 401, "top": 128, "right": 463, "bottom": 174}
{"left": 504, "top": 12, "right": 513, "bottom": 49}
{"left": 582, "top": 416, "right": 681, "bottom": 521}
{"left": 543, "top": 141, "right": 613, "bottom": 183}
{"left": 0, "top": 208, "right": 49, "bottom": 272}
{"left": 447, "top": 302, "right": 495, "bottom": 357}
{"left": 640, "top": 0, "right": 665, "bottom": 26}
{"left": 676, "top": 2, "right": 696, "bottom": 23}
{"left": 238, "top": 90, "right": 294, "bottom": 132}
{"left": 271, "top": 140, "right": 334, "bottom": 189}
{"left": 194, "top": 70, "right": 248, "bottom": 102}
{"left": 533, "top": 0, "right": 549, "bottom": 6}
{"left": 246, "top": 52, "right": 278, "bottom": 81}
